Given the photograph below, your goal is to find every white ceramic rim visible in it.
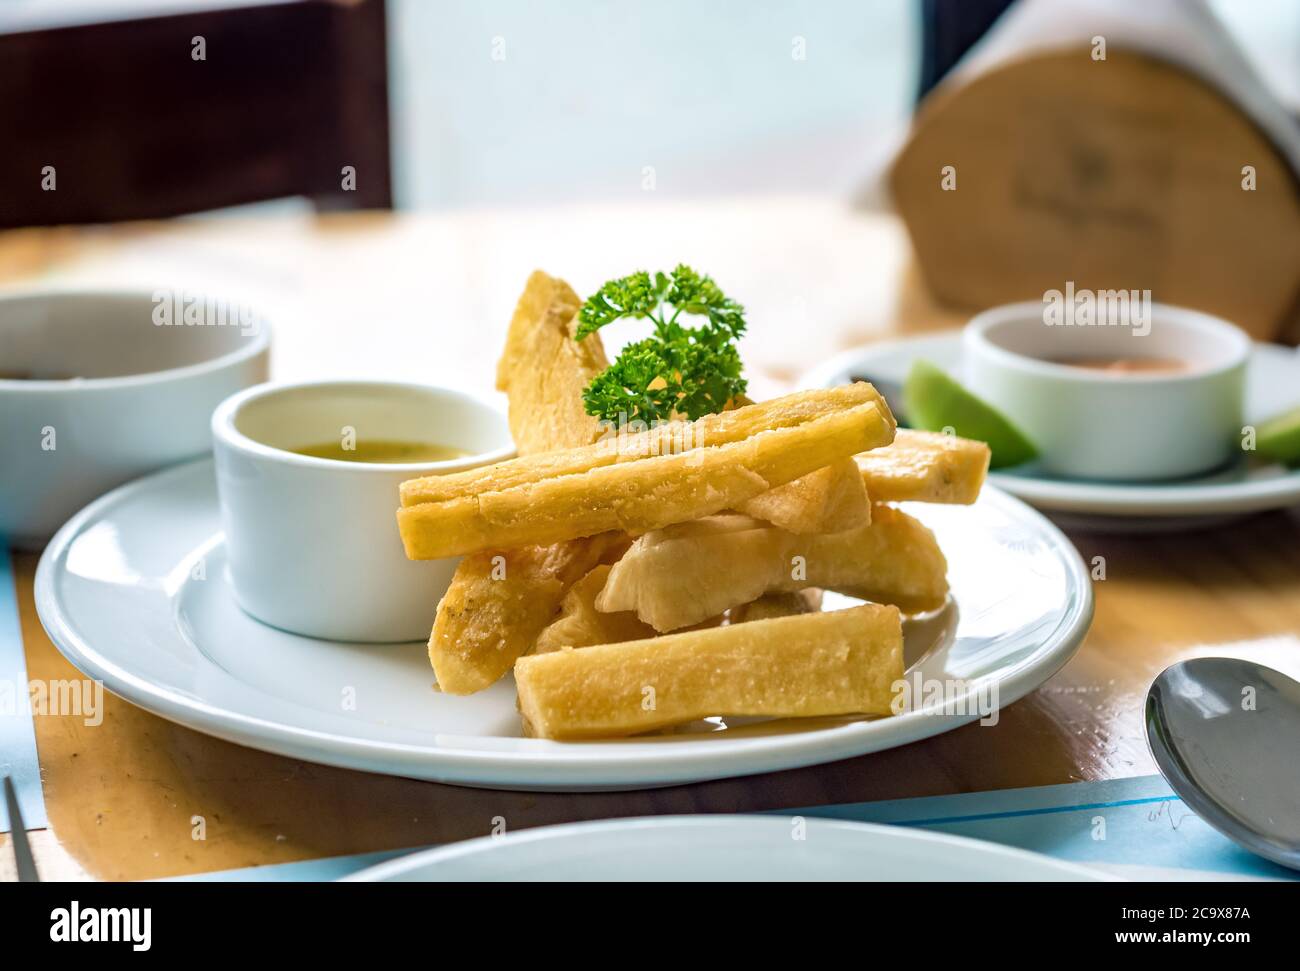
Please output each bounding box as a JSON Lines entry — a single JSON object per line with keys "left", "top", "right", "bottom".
{"left": 964, "top": 300, "right": 1252, "bottom": 385}
{"left": 34, "top": 459, "right": 1093, "bottom": 788}
{"left": 346, "top": 815, "right": 1115, "bottom": 881}
{"left": 211, "top": 379, "right": 517, "bottom": 475}
{"left": 800, "top": 335, "right": 1300, "bottom": 518}
{"left": 0, "top": 284, "right": 272, "bottom": 392}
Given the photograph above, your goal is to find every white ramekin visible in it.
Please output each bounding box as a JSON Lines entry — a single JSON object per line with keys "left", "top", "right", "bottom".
{"left": 0, "top": 287, "right": 270, "bottom": 549}
{"left": 211, "top": 380, "right": 514, "bottom": 643}
{"left": 963, "top": 302, "right": 1250, "bottom": 481}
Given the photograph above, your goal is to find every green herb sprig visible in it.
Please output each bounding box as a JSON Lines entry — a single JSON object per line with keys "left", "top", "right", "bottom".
{"left": 575, "top": 265, "right": 747, "bottom": 425}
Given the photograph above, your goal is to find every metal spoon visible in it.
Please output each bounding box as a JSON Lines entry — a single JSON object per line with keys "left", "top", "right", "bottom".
{"left": 1145, "top": 657, "right": 1300, "bottom": 871}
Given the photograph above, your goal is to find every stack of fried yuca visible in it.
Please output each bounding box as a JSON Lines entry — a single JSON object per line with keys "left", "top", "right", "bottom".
{"left": 396, "top": 271, "right": 991, "bottom": 740}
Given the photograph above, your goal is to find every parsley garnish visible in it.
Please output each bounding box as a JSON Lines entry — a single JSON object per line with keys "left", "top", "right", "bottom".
{"left": 575, "top": 265, "right": 747, "bottom": 425}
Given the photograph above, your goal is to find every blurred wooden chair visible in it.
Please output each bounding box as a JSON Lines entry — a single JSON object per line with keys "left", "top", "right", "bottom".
{"left": 0, "top": 0, "right": 391, "bottom": 229}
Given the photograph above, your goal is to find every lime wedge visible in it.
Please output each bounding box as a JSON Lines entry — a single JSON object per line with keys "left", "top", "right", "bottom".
{"left": 1256, "top": 404, "right": 1300, "bottom": 466}
{"left": 903, "top": 360, "right": 1037, "bottom": 470}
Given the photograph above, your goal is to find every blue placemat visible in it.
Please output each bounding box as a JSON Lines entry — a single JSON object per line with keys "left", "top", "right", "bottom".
{"left": 170, "top": 774, "right": 1296, "bottom": 881}
{"left": 0, "top": 546, "right": 48, "bottom": 833}
{"left": 782, "top": 775, "right": 1296, "bottom": 881}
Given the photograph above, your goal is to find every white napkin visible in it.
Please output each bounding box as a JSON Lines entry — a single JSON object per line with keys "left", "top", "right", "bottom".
{"left": 938, "top": 0, "right": 1300, "bottom": 173}
{"left": 856, "top": 0, "right": 1300, "bottom": 207}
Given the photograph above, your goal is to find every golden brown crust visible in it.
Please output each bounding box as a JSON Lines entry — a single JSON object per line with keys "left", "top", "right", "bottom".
{"left": 400, "top": 383, "right": 893, "bottom": 507}
{"left": 426, "top": 273, "right": 618, "bottom": 694}
{"left": 398, "top": 401, "right": 895, "bottom": 559}
{"left": 515, "top": 603, "right": 904, "bottom": 740}
{"left": 597, "top": 504, "right": 948, "bottom": 631}
{"left": 428, "top": 533, "right": 630, "bottom": 694}
{"left": 495, "top": 270, "right": 609, "bottom": 455}
{"left": 855, "top": 429, "right": 990, "bottom": 505}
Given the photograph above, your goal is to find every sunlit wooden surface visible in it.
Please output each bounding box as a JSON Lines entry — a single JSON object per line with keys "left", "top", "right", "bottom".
{"left": 4, "top": 199, "right": 1299, "bottom": 880}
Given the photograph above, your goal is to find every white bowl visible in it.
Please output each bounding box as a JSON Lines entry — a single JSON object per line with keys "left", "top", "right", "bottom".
{"left": 0, "top": 288, "right": 270, "bottom": 549}
{"left": 964, "top": 302, "right": 1250, "bottom": 481}
{"left": 211, "top": 380, "right": 514, "bottom": 643}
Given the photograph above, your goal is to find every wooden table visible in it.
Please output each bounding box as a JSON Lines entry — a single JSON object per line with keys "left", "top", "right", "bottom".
{"left": 3, "top": 199, "right": 1299, "bottom": 881}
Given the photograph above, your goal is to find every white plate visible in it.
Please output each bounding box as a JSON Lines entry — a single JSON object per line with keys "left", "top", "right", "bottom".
{"left": 35, "top": 458, "right": 1092, "bottom": 791}
{"left": 348, "top": 815, "right": 1110, "bottom": 881}
{"left": 803, "top": 333, "right": 1300, "bottom": 527}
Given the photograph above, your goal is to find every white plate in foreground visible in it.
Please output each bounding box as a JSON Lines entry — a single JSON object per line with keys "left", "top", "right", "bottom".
{"left": 349, "top": 815, "right": 1110, "bottom": 881}
{"left": 802, "top": 333, "right": 1300, "bottom": 527}
{"left": 36, "top": 458, "right": 1092, "bottom": 791}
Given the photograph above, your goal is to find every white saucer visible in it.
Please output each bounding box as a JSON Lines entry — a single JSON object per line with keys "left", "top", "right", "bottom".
{"left": 35, "top": 458, "right": 1092, "bottom": 791}
{"left": 802, "top": 333, "right": 1300, "bottom": 529}
{"left": 348, "top": 815, "right": 1110, "bottom": 881}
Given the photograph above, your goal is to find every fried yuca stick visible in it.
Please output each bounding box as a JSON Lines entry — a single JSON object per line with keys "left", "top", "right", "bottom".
{"left": 429, "top": 533, "right": 630, "bottom": 694}
{"left": 399, "top": 383, "right": 892, "bottom": 508}
{"left": 515, "top": 603, "right": 903, "bottom": 740}
{"left": 597, "top": 504, "right": 947, "bottom": 631}
{"left": 533, "top": 564, "right": 656, "bottom": 654}
{"left": 398, "top": 398, "right": 895, "bottom": 560}
{"left": 495, "top": 270, "right": 609, "bottom": 454}
{"left": 856, "top": 429, "right": 990, "bottom": 505}
{"left": 735, "top": 457, "right": 869, "bottom": 534}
